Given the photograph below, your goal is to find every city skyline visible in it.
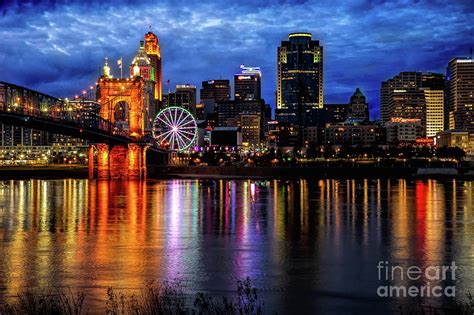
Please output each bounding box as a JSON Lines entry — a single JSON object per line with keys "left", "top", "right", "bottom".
{"left": 0, "top": 0, "right": 473, "bottom": 119}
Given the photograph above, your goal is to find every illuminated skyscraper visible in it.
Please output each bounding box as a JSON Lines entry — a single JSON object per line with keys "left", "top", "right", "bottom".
{"left": 446, "top": 57, "right": 474, "bottom": 133}
{"left": 381, "top": 72, "right": 445, "bottom": 137}
{"left": 144, "top": 31, "right": 162, "bottom": 102}
{"left": 130, "top": 41, "right": 157, "bottom": 132}
{"left": 234, "top": 65, "right": 261, "bottom": 100}
{"left": 276, "top": 32, "right": 323, "bottom": 125}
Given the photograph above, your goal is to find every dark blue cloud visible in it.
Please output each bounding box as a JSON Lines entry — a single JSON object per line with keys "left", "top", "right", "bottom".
{"left": 0, "top": 0, "right": 473, "bottom": 119}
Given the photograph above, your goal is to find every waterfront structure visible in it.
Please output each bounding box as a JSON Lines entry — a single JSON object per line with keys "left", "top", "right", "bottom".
{"left": 436, "top": 129, "right": 474, "bottom": 154}
{"left": 380, "top": 72, "right": 444, "bottom": 137}
{"left": 0, "top": 82, "right": 90, "bottom": 165}
{"left": 276, "top": 32, "right": 323, "bottom": 125}
{"left": 322, "top": 122, "right": 384, "bottom": 147}
{"left": 446, "top": 58, "right": 474, "bottom": 133}
{"left": 234, "top": 65, "right": 262, "bottom": 101}
{"left": 144, "top": 31, "right": 162, "bottom": 102}
{"left": 385, "top": 118, "right": 423, "bottom": 144}
{"left": 1, "top": 125, "right": 50, "bottom": 147}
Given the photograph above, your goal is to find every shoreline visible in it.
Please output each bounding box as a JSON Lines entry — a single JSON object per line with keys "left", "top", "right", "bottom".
{"left": 0, "top": 165, "right": 88, "bottom": 179}
{"left": 0, "top": 165, "right": 473, "bottom": 180}
{"left": 150, "top": 165, "right": 474, "bottom": 180}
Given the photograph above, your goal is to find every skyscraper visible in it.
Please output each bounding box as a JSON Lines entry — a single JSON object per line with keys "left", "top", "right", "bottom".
{"left": 144, "top": 31, "right": 162, "bottom": 102}
{"left": 234, "top": 65, "right": 261, "bottom": 101}
{"left": 166, "top": 84, "right": 197, "bottom": 115}
{"left": 348, "top": 88, "right": 369, "bottom": 121}
{"left": 200, "top": 80, "right": 230, "bottom": 103}
{"left": 446, "top": 57, "right": 474, "bottom": 133}
{"left": 381, "top": 72, "right": 445, "bottom": 137}
{"left": 130, "top": 41, "right": 157, "bottom": 132}
{"left": 276, "top": 32, "right": 323, "bottom": 125}
{"left": 199, "top": 80, "right": 231, "bottom": 120}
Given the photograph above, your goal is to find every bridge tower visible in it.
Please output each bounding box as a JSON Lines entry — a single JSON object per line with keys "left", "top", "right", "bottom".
{"left": 88, "top": 58, "right": 149, "bottom": 180}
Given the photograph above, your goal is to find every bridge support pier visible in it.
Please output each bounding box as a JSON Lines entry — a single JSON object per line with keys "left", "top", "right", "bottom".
{"left": 88, "top": 145, "right": 95, "bottom": 179}
{"left": 89, "top": 143, "right": 147, "bottom": 180}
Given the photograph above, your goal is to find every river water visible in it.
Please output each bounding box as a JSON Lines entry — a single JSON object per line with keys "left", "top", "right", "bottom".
{"left": 0, "top": 179, "right": 473, "bottom": 314}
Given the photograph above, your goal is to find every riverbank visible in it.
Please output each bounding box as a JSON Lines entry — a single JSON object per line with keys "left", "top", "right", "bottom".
{"left": 149, "top": 165, "right": 474, "bottom": 179}
{"left": 1, "top": 165, "right": 473, "bottom": 180}
{"left": 0, "top": 165, "right": 88, "bottom": 179}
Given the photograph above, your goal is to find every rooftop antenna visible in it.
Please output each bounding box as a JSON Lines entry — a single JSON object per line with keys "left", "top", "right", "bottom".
{"left": 470, "top": 47, "right": 473, "bottom": 59}
{"left": 149, "top": 24, "right": 152, "bottom": 32}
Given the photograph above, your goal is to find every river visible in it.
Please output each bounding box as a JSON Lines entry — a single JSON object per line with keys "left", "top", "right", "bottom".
{"left": 0, "top": 179, "right": 473, "bottom": 314}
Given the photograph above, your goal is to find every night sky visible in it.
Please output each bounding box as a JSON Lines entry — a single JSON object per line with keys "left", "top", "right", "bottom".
{"left": 0, "top": 0, "right": 473, "bottom": 119}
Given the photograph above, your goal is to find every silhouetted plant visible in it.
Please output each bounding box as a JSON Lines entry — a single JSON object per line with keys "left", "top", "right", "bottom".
{"left": 0, "top": 288, "right": 84, "bottom": 315}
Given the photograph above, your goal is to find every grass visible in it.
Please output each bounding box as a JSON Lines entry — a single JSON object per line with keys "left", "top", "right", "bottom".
{"left": 0, "top": 288, "right": 84, "bottom": 315}
{"left": 4, "top": 279, "right": 474, "bottom": 314}
{"left": 0, "top": 277, "right": 265, "bottom": 315}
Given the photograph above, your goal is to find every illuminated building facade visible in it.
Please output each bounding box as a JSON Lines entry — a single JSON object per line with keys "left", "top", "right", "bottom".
{"left": 424, "top": 89, "right": 444, "bottom": 137}
{"left": 446, "top": 58, "right": 474, "bottom": 133}
{"left": 1, "top": 125, "right": 50, "bottom": 147}
{"left": 144, "top": 31, "right": 162, "bottom": 102}
{"left": 381, "top": 72, "right": 444, "bottom": 137}
{"left": 276, "top": 32, "right": 323, "bottom": 125}
{"left": 130, "top": 41, "right": 158, "bottom": 133}
{"left": 240, "top": 114, "right": 261, "bottom": 146}
{"left": 386, "top": 118, "right": 423, "bottom": 144}
{"left": 234, "top": 65, "right": 261, "bottom": 101}
{"left": 436, "top": 129, "right": 474, "bottom": 154}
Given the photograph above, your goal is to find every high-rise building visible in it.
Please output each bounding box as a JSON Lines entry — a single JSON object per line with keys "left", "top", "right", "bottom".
{"left": 424, "top": 89, "right": 444, "bottom": 137}
{"left": 323, "top": 103, "right": 348, "bottom": 124}
{"left": 234, "top": 65, "right": 261, "bottom": 100}
{"left": 130, "top": 41, "right": 157, "bottom": 132}
{"left": 200, "top": 80, "right": 231, "bottom": 103}
{"left": 144, "top": 31, "right": 162, "bottom": 102}
{"left": 215, "top": 99, "right": 266, "bottom": 144}
{"left": 446, "top": 58, "right": 474, "bottom": 133}
{"left": 348, "top": 88, "right": 369, "bottom": 121}
{"left": 276, "top": 32, "right": 323, "bottom": 125}
{"left": 166, "top": 84, "right": 197, "bottom": 115}
{"left": 240, "top": 114, "right": 261, "bottom": 146}
{"left": 381, "top": 72, "right": 445, "bottom": 137}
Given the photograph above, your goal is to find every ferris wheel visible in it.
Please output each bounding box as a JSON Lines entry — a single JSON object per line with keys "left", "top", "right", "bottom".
{"left": 152, "top": 106, "right": 197, "bottom": 152}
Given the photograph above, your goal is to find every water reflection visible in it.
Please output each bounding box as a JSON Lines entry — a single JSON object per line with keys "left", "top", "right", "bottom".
{"left": 0, "top": 179, "right": 473, "bottom": 313}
